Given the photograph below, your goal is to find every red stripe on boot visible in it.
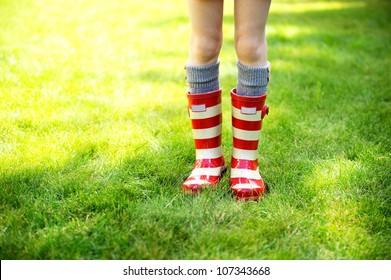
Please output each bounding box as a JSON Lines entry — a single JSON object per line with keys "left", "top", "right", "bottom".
{"left": 230, "top": 89, "right": 266, "bottom": 111}
{"left": 230, "top": 177, "right": 265, "bottom": 188}
{"left": 233, "top": 137, "right": 259, "bottom": 150}
{"left": 231, "top": 99, "right": 263, "bottom": 111}
{"left": 191, "top": 114, "right": 222, "bottom": 129}
{"left": 185, "top": 175, "right": 220, "bottom": 185}
{"left": 232, "top": 117, "right": 262, "bottom": 131}
{"left": 231, "top": 158, "right": 258, "bottom": 170}
{"left": 232, "top": 186, "right": 265, "bottom": 201}
{"left": 187, "top": 90, "right": 222, "bottom": 108}
{"left": 194, "top": 135, "right": 221, "bottom": 149}
{"left": 193, "top": 157, "right": 225, "bottom": 168}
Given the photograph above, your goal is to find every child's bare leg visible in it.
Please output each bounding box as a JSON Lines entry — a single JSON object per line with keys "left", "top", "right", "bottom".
{"left": 187, "top": 0, "right": 224, "bottom": 66}
{"left": 234, "top": 0, "right": 271, "bottom": 96}
{"left": 186, "top": 0, "right": 224, "bottom": 94}
{"left": 234, "top": 0, "right": 271, "bottom": 67}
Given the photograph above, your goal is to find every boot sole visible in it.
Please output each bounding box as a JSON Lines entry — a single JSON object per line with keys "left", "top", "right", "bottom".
{"left": 232, "top": 187, "right": 266, "bottom": 201}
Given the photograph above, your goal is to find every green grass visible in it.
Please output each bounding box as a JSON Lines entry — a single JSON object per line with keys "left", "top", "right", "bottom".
{"left": 0, "top": 0, "right": 390, "bottom": 259}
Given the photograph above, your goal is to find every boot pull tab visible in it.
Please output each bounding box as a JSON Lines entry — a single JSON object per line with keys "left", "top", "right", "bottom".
{"left": 241, "top": 106, "right": 257, "bottom": 115}
{"left": 261, "top": 104, "right": 269, "bottom": 119}
{"left": 191, "top": 104, "right": 206, "bottom": 112}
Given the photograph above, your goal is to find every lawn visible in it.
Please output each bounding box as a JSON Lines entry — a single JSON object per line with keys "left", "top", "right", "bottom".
{"left": 0, "top": 0, "right": 390, "bottom": 259}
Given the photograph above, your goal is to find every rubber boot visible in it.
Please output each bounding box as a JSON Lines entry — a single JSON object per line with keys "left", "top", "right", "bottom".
{"left": 183, "top": 89, "right": 227, "bottom": 194}
{"left": 230, "top": 89, "right": 269, "bottom": 201}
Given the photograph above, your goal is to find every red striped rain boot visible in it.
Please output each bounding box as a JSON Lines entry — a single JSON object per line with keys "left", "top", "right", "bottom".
{"left": 182, "top": 90, "right": 227, "bottom": 194}
{"left": 230, "top": 89, "right": 269, "bottom": 201}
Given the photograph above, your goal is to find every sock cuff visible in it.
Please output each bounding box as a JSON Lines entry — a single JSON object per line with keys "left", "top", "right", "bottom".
{"left": 185, "top": 61, "right": 220, "bottom": 83}
{"left": 237, "top": 61, "right": 270, "bottom": 87}
{"left": 185, "top": 61, "right": 220, "bottom": 94}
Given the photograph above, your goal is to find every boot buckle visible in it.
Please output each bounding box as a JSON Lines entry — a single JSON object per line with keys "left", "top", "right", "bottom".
{"left": 261, "top": 105, "right": 269, "bottom": 119}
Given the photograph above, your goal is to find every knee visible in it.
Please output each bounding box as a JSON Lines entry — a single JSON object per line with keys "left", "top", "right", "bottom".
{"left": 235, "top": 35, "right": 267, "bottom": 66}
{"left": 189, "top": 33, "right": 222, "bottom": 65}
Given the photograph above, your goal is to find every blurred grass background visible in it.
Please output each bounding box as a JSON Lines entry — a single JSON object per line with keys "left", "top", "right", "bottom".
{"left": 0, "top": 0, "right": 390, "bottom": 259}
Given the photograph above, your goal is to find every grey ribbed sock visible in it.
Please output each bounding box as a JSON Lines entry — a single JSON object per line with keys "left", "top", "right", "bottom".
{"left": 236, "top": 61, "right": 270, "bottom": 96}
{"left": 185, "top": 61, "right": 220, "bottom": 94}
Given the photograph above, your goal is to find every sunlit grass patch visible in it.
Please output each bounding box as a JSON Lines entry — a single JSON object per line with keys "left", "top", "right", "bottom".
{"left": 271, "top": 1, "right": 367, "bottom": 14}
